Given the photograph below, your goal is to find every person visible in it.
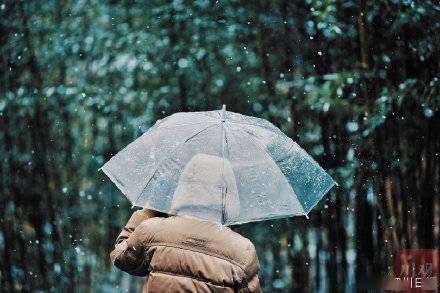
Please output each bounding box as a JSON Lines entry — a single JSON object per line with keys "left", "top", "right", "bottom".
{"left": 110, "top": 153, "right": 261, "bottom": 292}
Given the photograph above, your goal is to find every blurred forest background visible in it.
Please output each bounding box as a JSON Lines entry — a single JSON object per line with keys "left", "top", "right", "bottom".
{"left": 1, "top": 0, "right": 439, "bottom": 292}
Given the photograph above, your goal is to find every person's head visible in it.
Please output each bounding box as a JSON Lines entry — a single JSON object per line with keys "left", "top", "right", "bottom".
{"left": 170, "top": 153, "right": 240, "bottom": 224}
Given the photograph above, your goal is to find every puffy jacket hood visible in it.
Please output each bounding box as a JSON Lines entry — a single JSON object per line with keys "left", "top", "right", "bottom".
{"left": 170, "top": 153, "right": 240, "bottom": 224}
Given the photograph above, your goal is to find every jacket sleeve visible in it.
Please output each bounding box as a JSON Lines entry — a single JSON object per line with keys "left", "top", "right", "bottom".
{"left": 243, "top": 274, "right": 261, "bottom": 293}
{"left": 238, "top": 242, "right": 261, "bottom": 293}
{"left": 110, "top": 209, "right": 162, "bottom": 276}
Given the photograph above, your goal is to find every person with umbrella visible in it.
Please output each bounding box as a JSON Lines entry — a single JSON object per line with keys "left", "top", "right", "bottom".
{"left": 110, "top": 153, "right": 260, "bottom": 292}
{"left": 102, "top": 106, "right": 336, "bottom": 292}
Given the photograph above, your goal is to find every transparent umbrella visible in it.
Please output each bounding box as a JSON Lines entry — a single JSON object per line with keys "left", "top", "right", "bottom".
{"left": 100, "top": 105, "right": 337, "bottom": 225}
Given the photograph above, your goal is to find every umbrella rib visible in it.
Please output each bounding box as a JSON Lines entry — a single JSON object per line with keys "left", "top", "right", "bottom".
{"left": 148, "top": 113, "right": 218, "bottom": 134}
{"left": 231, "top": 127, "right": 307, "bottom": 215}
{"left": 201, "top": 111, "right": 221, "bottom": 120}
{"left": 142, "top": 121, "right": 212, "bottom": 142}
{"left": 235, "top": 126, "right": 294, "bottom": 162}
{"left": 133, "top": 123, "right": 219, "bottom": 205}
{"left": 155, "top": 121, "right": 213, "bottom": 131}
{"left": 229, "top": 120, "right": 283, "bottom": 135}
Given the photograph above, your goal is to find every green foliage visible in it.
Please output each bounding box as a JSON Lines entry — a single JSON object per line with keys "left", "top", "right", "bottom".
{"left": 0, "top": 0, "right": 438, "bottom": 291}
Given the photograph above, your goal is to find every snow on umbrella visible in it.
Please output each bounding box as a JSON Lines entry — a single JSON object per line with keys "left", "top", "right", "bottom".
{"left": 100, "top": 105, "right": 337, "bottom": 225}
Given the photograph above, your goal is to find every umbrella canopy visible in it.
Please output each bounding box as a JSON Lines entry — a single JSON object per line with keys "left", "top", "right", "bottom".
{"left": 100, "top": 105, "right": 337, "bottom": 225}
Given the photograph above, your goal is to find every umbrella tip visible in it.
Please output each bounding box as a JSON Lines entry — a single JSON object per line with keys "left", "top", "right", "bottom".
{"left": 305, "top": 214, "right": 309, "bottom": 220}
{"left": 221, "top": 104, "right": 226, "bottom": 121}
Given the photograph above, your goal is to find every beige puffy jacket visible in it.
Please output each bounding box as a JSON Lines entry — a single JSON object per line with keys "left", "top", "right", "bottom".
{"left": 110, "top": 210, "right": 261, "bottom": 292}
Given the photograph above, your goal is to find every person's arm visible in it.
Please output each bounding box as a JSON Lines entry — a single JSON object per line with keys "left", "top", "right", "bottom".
{"left": 238, "top": 242, "right": 261, "bottom": 293}
{"left": 109, "top": 209, "right": 163, "bottom": 276}
{"left": 242, "top": 274, "right": 261, "bottom": 292}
